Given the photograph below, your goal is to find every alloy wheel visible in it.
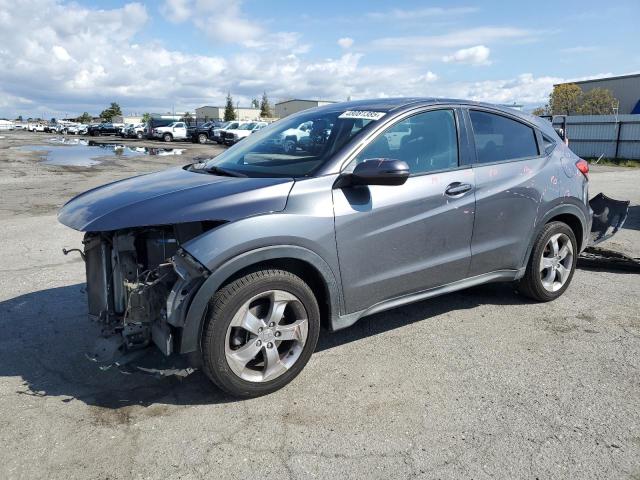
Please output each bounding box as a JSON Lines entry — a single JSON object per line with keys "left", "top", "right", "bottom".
{"left": 539, "top": 233, "right": 574, "bottom": 292}
{"left": 224, "top": 289, "right": 309, "bottom": 383}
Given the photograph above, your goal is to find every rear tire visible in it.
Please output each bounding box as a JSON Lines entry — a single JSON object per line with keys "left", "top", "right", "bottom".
{"left": 517, "top": 221, "right": 577, "bottom": 302}
{"left": 201, "top": 269, "right": 320, "bottom": 398}
{"left": 198, "top": 133, "right": 208, "bottom": 144}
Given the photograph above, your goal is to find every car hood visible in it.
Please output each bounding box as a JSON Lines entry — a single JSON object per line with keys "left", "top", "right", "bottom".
{"left": 58, "top": 166, "right": 294, "bottom": 232}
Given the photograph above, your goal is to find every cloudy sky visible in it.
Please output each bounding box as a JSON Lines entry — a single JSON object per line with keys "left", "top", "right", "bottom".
{"left": 0, "top": 0, "right": 638, "bottom": 119}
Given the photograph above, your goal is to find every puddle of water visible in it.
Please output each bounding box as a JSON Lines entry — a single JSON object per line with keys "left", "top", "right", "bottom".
{"left": 16, "top": 140, "right": 184, "bottom": 167}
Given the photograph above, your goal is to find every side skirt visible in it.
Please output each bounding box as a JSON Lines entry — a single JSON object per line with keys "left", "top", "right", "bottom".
{"left": 332, "top": 270, "right": 520, "bottom": 331}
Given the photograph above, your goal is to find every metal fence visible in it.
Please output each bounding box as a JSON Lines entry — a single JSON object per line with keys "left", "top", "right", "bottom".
{"left": 551, "top": 114, "right": 640, "bottom": 160}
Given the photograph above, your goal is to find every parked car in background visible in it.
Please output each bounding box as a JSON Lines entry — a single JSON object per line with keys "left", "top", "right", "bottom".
{"left": 222, "top": 121, "right": 269, "bottom": 145}
{"left": 153, "top": 121, "right": 188, "bottom": 142}
{"left": 144, "top": 118, "right": 181, "bottom": 139}
{"left": 58, "top": 98, "right": 630, "bottom": 397}
{"left": 28, "top": 123, "right": 46, "bottom": 132}
{"left": 88, "top": 123, "right": 120, "bottom": 136}
{"left": 211, "top": 121, "right": 247, "bottom": 144}
{"left": 273, "top": 120, "right": 312, "bottom": 153}
{"left": 120, "top": 123, "right": 145, "bottom": 139}
{"left": 189, "top": 120, "right": 226, "bottom": 144}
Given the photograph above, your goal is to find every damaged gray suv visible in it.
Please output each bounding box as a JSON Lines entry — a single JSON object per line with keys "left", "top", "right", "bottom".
{"left": 59, "top": 98, "right": 628, "bottom": 397}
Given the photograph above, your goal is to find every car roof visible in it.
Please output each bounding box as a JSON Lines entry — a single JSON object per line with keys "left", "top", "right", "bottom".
{"left": 311, "top": 97, "right": 554, "bottom": 136}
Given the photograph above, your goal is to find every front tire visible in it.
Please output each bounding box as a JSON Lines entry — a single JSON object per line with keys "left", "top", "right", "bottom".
{"left": 517, "top": 221, "right": 577, "bottom": 302}
{"left": 198, "top": 133, "right": 208, "bottom": 144}
{"left": 163, "top": 133, "right": 172, "bottom": 142}
{"left": 202, "top": 269, "right": 320, "bottom": 397}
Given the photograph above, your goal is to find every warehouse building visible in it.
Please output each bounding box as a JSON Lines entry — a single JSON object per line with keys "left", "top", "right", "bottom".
{"left": 554, "top": 73, "right": 640, "bottom": 114}
{"left": 274, "top": 99, "right": 336, "bottom": 118}
{"left": 195, "top": 106, "right": 261, "bottom": 121}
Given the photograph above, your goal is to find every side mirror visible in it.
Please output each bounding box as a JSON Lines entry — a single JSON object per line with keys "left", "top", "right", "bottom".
{"left": 338, "top": 159, "right": 410, "bottom": 187}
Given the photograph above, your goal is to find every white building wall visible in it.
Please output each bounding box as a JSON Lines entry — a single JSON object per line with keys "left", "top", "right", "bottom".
{"left": 196, "top": 106, "right": 262, "bottom": 121}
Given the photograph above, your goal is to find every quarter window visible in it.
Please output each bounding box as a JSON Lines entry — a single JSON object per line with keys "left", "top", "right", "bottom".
{"left": 469, "top": 110, "right": 538, "bottom": 163}
{"left": 542, "top": 134, "right": 556, "bottom": 155}
{"left": 349, "top": 109, "right": 459, "bottom": 175}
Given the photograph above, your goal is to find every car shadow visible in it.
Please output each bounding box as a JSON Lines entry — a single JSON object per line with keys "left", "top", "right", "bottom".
{"left": 0, "top": 281, "right": 529, "bottom": 409}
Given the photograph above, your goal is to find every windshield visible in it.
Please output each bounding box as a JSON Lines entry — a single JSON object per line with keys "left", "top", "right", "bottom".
{"left": 238, "top": 123, "right": 256, "bottom": 130}
{"left": 203, "top": 108, "right": 384, "bottom": 177}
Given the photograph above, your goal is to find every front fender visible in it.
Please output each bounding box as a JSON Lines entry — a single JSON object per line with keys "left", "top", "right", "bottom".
{"left": 178, "top": 245, "right": 341, "bottom": 353}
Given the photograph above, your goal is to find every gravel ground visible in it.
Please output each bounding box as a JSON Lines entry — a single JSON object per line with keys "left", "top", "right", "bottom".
{"left": 0, "top": 130, "right": 638, "bottom": 479}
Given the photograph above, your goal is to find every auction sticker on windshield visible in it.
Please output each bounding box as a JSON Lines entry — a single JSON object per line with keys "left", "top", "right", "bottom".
{"left": 338, "top": 111, "right": 386, "bottom": 121}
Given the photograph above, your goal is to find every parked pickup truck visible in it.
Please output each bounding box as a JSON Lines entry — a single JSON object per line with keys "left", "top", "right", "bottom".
{"left": 153, "top": 122, "right": 188, "bottom": 142}
{"left": 222, "top": 121, "right": 269, "bottom": 145}
{"left": 188, "top": 121, "right": 226, "bottom": 144}
{"left": 88, "top": 123, "right": 120, "bottom": 136}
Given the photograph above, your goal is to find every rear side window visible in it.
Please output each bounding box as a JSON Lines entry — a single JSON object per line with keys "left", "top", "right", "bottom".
{"left": 469, "top": 110, "right": 538, "bottom": 163}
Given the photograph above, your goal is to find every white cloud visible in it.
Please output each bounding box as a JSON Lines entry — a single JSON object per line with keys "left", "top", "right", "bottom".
{"left": 373, "top": 27, "right": 533, "bottom": 50}
{"left": 368, "top": 6, "right": 478, "bottom": 20}
{"left": 440, "top": 73, "right": 562, "bottom": 104}
{"left": 52, "top": 45, "right": 72, "bottom": 62}
{"left": 0, "top": 1, "right": 593, "bottom": 118}
{"left": 159, "top": 0, "right": 192, "bottom": 23}
{"left": 443, "top": 45, "right": 491, "bottom": 65}
{"left": 338, "top": 37, "right": 354, "bottom": 49}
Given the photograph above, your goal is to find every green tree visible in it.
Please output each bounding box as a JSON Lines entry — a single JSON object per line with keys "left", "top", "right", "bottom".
{"left": 77, "top": 112, "right": 92, "bottom": 124}
{"left": 577, "top": 88, "right": 619, "bottom": 115}
{"left": 549, "top": 84, "right": 582, "bottom": 115}
{"left": 224, "top": 93, "right": 236, "bottom": 121}
{"left": 260, "top": 91, "right": 272, "bottom": 118}
{"left": 99, "top": 102, "right": 122, "bottom": 121}
{"left": 251, "top": 98, "right": 260, "bottom": 109}
{"left": 141, "top": 112, "right": 152, "bottom": 124}
{"left": 16, "top": 115, "right": 23, "bottom": 122}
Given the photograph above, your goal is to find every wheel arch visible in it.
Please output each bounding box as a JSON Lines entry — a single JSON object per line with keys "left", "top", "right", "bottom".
{"left": 178, "top": 245, "right": 341, "bottom": 354}
{"left": 520, "top": 202, "right": 589, "bottom": 274}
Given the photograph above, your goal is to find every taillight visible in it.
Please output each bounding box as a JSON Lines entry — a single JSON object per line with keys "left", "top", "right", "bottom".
{"left": 576, "top": 159, "right": 589, "bottom": 179}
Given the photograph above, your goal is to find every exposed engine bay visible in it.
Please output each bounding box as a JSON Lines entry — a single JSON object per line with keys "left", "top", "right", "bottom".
{"left": 79, "top": 223, "right": 213, "bottom": 364}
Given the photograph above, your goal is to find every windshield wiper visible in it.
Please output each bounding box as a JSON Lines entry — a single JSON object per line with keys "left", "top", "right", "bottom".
{"left": 204, "top": 165, "right": 247, "bottom": 177}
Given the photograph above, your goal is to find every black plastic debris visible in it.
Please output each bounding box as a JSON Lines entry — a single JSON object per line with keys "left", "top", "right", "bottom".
{"left": 589, "top": 193, "right": 630, "bottom": 245}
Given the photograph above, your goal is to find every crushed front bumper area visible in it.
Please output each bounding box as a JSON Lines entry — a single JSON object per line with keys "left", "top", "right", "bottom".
{"left": 81, "top": 227, "right": 208, "bottom": 366}
{"left": 589, "top": 193, "right": 631, "bottom": 245}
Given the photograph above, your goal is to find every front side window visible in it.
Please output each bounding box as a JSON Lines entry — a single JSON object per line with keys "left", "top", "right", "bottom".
{"left": 469, "top": 110, "right": 539, "bottom": 163}
{"left": 203, "top": 109, "right": 383, "bottom": 177}
{"left": 347, "top": 109, "right": 459, "bottom": 175}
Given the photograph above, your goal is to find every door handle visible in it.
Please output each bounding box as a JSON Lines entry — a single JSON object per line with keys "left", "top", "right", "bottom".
{"left": 445, "top": 182, "right": 473, "bottom": 196}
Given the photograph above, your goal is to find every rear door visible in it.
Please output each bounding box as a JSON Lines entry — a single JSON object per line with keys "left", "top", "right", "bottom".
{"left": 464, "top": 108, "right": 558, "bottom": 275}
{"left": 333, "top": 108, "right": 476, "bottom": 313}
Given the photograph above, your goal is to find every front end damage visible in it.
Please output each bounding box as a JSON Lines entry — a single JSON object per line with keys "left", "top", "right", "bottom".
{"left": 80, "top": 225, "right": 210, "bottom": 365}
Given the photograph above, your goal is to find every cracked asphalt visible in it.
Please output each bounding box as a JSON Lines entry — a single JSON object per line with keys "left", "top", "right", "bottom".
{"left": 0, "top": 130, "right": 639, "bottom": 479}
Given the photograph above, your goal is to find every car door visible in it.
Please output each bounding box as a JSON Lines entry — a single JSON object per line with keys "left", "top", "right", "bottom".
{"left": 174, "top": 122, "right": 187, "bottom": 139}
{"left": 464, "top": 108, "right": 557, "bottom": 275}
{"left": 333, "top": 108, "right": 476, "bottom": 314}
